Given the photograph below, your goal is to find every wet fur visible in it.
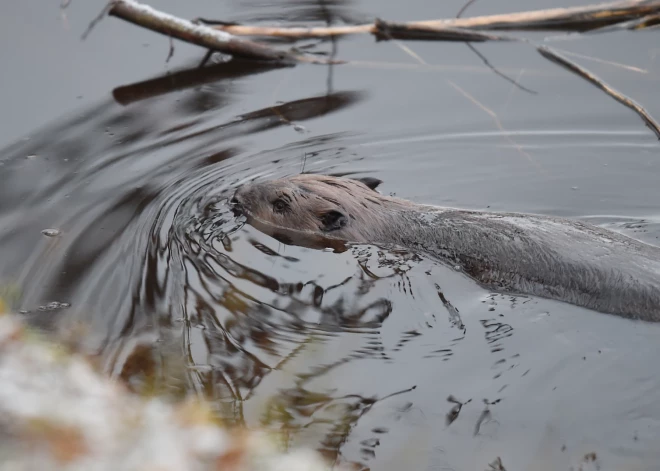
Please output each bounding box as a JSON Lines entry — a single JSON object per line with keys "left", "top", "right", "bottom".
{"left": 232, "top": 174, "right": 660, "bottom": 322}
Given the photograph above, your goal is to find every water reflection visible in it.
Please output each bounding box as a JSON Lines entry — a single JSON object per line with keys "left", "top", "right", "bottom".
{"left": 0, "top": 57, "right": 407, "bottom": 467}
{"left": 227, "top": 0, "right": 368, "bottom": 31}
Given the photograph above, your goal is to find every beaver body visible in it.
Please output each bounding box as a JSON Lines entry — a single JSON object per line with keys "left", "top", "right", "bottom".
{"left": 232, "top": 174, "right": 660, "bottom": 322}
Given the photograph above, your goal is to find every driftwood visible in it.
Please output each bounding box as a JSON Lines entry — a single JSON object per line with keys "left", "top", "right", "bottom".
{"left": 205, "top": 0, "right": 660, "bottom": 38}
{"left": 107, "top": 0, "right": 336, "bottom": 64}
{"left": 102, "top": 0, "right": 660, "bottom": 139}
{"left": 103, "top": 0, "right": 660, "bottom": 56}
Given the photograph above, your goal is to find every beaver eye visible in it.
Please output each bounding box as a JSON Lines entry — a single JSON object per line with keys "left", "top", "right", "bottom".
{"left": 272, "top": 199, "right": 287, "bottom": 213}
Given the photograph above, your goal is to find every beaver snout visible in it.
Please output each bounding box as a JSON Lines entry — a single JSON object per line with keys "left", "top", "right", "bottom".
{"left": 230, "top": 191, "right": 245, "bottom": 216}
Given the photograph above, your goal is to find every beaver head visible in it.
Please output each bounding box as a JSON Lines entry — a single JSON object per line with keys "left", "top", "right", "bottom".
{"left": 231, "top": 174, "right": 414, "bottom": 244}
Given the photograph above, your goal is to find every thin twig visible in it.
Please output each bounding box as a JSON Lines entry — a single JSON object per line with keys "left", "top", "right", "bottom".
{"left": 366, "top": 15, "right": 420, "bottom": 65}
{"left": 81, "top": 2, "right": 113, "bottom": 40}
{"left": 465, "top": 42, "right": 538, "bottom": 94}
{"left": 319, "top": 0, "right": 337, "bottom": 95}
{"left": 487, "top": 457, "right": 507, "bottom": 471}
{"left": 474, "top": 408, "right": 491, "bottom": 436}
{"left": 388, "top": 36, "right": 542, "bottom": 168}
{"left": 447, "top": 80, "right": 543, "bottom": 169}
{"left": 301, "top": 153, "right": 308, "bottom": 173}
{"left": 166, "top": 35, "right": 175, "bottom": 63}
{"left": 456, "top": 0, "right": 481, "bottom": 18}
{"left": 538, "top": 46, "right": 660, "bottom": 139}
{"left": 198, "top": 49, "right": 214, "bottom": 67}
{"left": 456, "top": 0, "right": 537, "bottom": 97}
{"left": 548, "top": 46, "right": 648, "bottom": 73}
{"left": 501, "top": 69, "right": 527, "bottom": 113}
{"left": 393, "top": 41, "right": 429, "bottom": 64}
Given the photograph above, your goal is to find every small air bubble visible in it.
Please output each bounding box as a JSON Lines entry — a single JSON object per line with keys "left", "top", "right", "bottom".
{"left": 37, "top": 301, "right": 71, "bottom": 312}
{"left": 41, "top": 228, "right": 61, "bottom": 237}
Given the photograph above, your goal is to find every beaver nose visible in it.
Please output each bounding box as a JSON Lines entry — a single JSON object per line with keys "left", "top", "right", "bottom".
{"left": 230, "top": 191, "right": 244, "bottom": 216}
{"left": 230, "top": 188, "right": 243, "bottom": 205}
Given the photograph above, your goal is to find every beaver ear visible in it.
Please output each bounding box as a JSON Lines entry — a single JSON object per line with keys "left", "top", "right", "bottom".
{"left": 319, "top": 210, "right": 347, "bottom": 232}
{"left": 354, "top": 177, "right": 382, "bottom": 192}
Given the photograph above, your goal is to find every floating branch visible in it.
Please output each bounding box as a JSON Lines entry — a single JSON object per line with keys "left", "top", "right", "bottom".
{"left": 205, "top": 0, "right": 660, "bottom": 38}
{"left": 107, "top": 0, "right": 336, "bottom": 64}
{"left": 538, "top": 46, "right": 660, "bottom": 139}
{"left": 417, "top": 0, "right": 660, "bottom": 31}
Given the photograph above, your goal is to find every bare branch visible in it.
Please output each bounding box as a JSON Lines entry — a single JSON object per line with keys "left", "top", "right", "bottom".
{"left": 538, "top": 46, "right": 660, "bottom": 139}
{"left": 209, "top": 0, "right": 660, "bottom": 38}
{"left": 107, "top": 0, "right": 339, "bottom": 64}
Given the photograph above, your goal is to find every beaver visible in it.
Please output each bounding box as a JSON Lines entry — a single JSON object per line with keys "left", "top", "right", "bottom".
{"left": 231, "top": 174, "right": 660, "bottom": 322}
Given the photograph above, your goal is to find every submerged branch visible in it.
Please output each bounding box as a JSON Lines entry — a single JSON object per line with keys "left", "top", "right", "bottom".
{"left": 538, "top": 46, "right": 660, "bottom": 139}
{"left": 206, "top": 0, "right": 660, "bottom": 38}
{"left": 108, "top": 0, "right": 336, "bottom": 64}
{"left": 112, "top": 59, "right": 286, "bottom": 105}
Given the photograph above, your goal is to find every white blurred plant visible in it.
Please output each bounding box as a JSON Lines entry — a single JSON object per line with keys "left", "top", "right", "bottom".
{"left": 0, "top": 311, "right": 338, "bottom": 471}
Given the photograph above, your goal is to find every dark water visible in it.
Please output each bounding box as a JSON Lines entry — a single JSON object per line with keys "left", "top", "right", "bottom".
{"left": 1, "top": 0, "right": 660, "bottom": 469}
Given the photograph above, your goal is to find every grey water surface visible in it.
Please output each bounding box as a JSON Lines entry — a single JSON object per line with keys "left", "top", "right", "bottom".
{"left": 1, "top": 0, "right": 660, "bottom": 469}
